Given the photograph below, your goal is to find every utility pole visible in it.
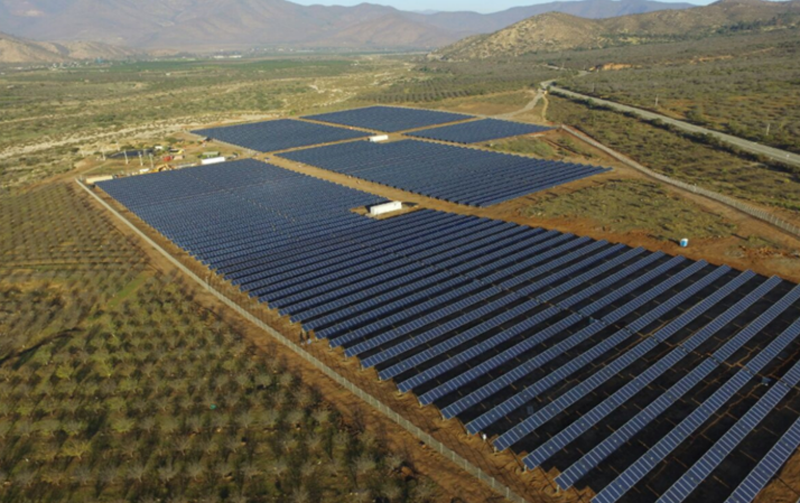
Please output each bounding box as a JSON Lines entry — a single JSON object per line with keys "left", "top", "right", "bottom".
{"left": 765, "top": 122, "right": 771, "bottom": 137}
{"left": 655, "top": 95, "right": 659, "bottom": 108}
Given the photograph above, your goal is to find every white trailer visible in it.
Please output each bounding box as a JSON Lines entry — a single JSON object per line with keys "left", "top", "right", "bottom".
{"left": 201, "top": 156, "right": 227, "bottom": 166}
{"left": 369, "top": 135, "right": 389, "bottom": 143}
{"left": 85, "top": 175, "right": 114, "bottom": 185}
{"left": 369, "top": 201, "right": 403, "bottom": 216}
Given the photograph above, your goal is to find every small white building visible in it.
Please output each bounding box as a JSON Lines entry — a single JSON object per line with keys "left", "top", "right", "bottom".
{"left": 369, "top": 135, "right": 389, "bottom": 143}
{"left": 86, "top": 175, "right": 113, "bottom": 185}
{"left": 201, "top": 156, "right": 226, "bottom": 166}
{"left": 369, "top": 201, "right": 403, "bottom": 217}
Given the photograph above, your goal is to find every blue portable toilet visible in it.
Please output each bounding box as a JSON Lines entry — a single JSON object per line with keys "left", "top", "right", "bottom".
{"left": 680, "top": 238, "right": 689, "bottom": 248}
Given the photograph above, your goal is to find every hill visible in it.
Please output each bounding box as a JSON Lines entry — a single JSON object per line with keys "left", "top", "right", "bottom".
{"left": 433, "top": 0, "right": 800, "bottom": 59}
{"left": 0, "top": 0, "right": 694, "bottom": 51}
{"left": 420, "top": 0, "right": 694, "bottom": 33}
{"left": 0, "top": 31, "right": 138, "bottom": 64}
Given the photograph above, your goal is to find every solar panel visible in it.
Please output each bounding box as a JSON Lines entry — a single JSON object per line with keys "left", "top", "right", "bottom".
{"left": 192, "top": 118, "right": 369, "bottom": 153}
{"left": 524, "top": 271, "right": 761, "bottom": 469}
{"left": 558, "top": 283, "right": 800, "bottom": 494}
{"left": 369, "top": 292, "right": 527, "bottom": 374}
{"left": 441, "top": 253, "right": 676, "bottom": 421}
{"left": 280, "top": 140, "right": 610, "bottom": 207}
{"left": 594, "top": 314, "right": 800, "bottom": 503}
{"left": 331, "top": 281, "right": 496, "bottom": 351}
{"left": 416, "top": 248, "right": 647, "bottom": 405}
{"left": 303, "top": 105, "right": 472, "bottom": 132}
{"left": 726, "top": 415, "right": 800, "bottom": 503}
{"left": 659, "top": 319, "right": 800, "bottom": 502}
{"left": 465, "top": 259, "right": 705, "bottom": 435}
{"left": 406, "top": 119, "right": 552, "bottom": 144}
{"left": 492, "top": 265, "right": 730, "bottom": 452}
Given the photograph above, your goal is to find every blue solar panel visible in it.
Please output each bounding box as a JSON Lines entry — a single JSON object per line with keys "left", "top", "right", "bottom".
{"left": 98, "top": 158, "right": 800, "bottom": 503}
{"left": 492, "top": 264, "right": 730, "bottom": 452}
{"left": 594, "top": 314, "right": 800, "bottom": 503}
{"left": 659, "top": 315, "right": 800, "bottom": 502}
{"left": 441, "top": 252, "right": 674, "bottom": 421}
{"left": 406, "top": 119, "right": 552, "bottom": 144}
{"left": 558, "top": 284, "right": 800, "bottom": 496}
{"left": 279, "top": 140, "right": 610, "bottom": 207}
{"left": 725, "top": 411, "right": 800, "bottom": 502}
{"left": 524, "top": 271, "right": 759, "bottom": 470}
{"left": 555, "top": 275, "right": 784, "bottom": 491}
{"left": 466, "top": 259, "right": 707, "bottom": 435}
{"left": 303, "top": 105, "right": 472, "bottom": 132}
{"left": 416, "top": 247, "right": 644, "bottom": 405}
{"left": 192, "top": 118, "right": 369, "bottom": 153}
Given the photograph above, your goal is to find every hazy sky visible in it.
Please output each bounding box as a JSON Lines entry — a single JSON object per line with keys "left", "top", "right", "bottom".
{"left": 292, "top": 0, "right": 708, "bottom": 14}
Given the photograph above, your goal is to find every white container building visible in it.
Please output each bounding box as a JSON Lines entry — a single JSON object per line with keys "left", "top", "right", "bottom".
{"left": 369, "top": 201, "right": 403, "bottom": 216}
{"left": 201, "top": 156, "right": 227, "bottom": 166}
{"left": 85, "top": 175, "right": 114, "bottom": 185}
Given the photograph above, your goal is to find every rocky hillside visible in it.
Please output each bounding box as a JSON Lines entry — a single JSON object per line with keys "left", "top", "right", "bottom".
{"left": 0, "top": 31, "right": 138, "bottom": 64}
{"left": 0, "top": 0, "right": 694, "bottom": 51}
{"left": 433, "top": 0, "right": 800, "bottom": 59}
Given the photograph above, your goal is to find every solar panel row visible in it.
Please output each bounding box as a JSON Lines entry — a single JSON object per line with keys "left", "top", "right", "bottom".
{"left": 280, "top": 139, "right": 610, "bottom": 207}
{"left": 466, "top": 259, "right": 710, "bottom": 435}
{"left": 558, "top": 284, "right": 800, "bottom": 499}
{"left": 726, "top": 408, "right": 800, "bottom": 503}
{"left": 554, "top": 275, "right": 783, "bottom": 490}
{"left": 304, "top": 105, "right": 472, "bottom": 132}
{"left": 98, "top": 159, "right": 800, "bottom": 503}
{"left": 594, "top": 312, "right": 800, "bottom": 503}
{"left": 525, "top": 271, "right": 759, "bottom": 470}
{"left": 660, "top": 317, "right": 800, "bottom": 503}
{"left": 407, "top": 118, "right": 552, "bottom": 144}
{"left": 192, "top": 118, "right": 369, "bottom": 153}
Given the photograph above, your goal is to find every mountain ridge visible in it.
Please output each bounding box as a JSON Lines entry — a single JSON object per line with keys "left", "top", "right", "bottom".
{"left": 432, "top": 0, "right": 800, "bottom": 59}
{"left": 0, "top": 31, "right": 139, "bottom": 64}
{"left": 0, "top": 0, "right": 695, "bottom": 52}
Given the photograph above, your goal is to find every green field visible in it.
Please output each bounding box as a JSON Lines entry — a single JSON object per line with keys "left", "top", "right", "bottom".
{"left": 547, "top": 95, "right": 800, "bottom": 217}
{"left": 0, "top": 184, "right": 440, "bottom": 503}
{"left": 524, "top": 179, "right": 737, "bottom": 241}
{"left": 554, "top": 29, "right": 800, "bottom": 153}
{"left": 0, "top": 57, "right": 404, "bottom": 187}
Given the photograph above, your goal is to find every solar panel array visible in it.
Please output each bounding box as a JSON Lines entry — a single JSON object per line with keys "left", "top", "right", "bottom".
{"left": 192, "top": 118, "right": 369, "bottom": 153}
{"left": 303, "top": 105, "right": 472, "bottom": 132}
{"left": 98, "top": 159, "right": 800, "bottom": 503}
{"left": 407, "top": 119, "right": 552, "bottom": 144}
{"left": 280, "top": 140, "right": 610, "bottom": 207}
